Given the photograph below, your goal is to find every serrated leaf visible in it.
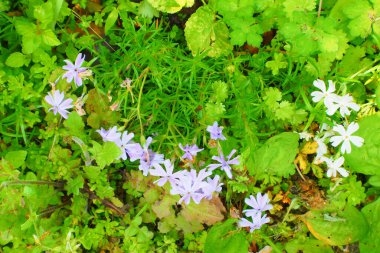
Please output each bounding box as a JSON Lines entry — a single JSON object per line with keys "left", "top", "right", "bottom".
{"left": 275, "top": 101, "right": 296, "bottom": 121}
{"left": 185, "top": 6, "right": 232, "bottom": 57}
{"left": 34, "top": 2, "right": 54, "bottom": 28}
{"left": 5, "top": 52, "right": 26, "bottom": 68}
{"left": 302, "top": 205, "right": 368, "bottom": 246}
{"left": 66, "top": 175, "right": 84, "bottom": 196}
{"left": 265, "top": 53, "right": 288, "bottom": 75}
{"left": 4, "top": 150, "right": 27, "bottom": 168}
{"left": 89, "top": 141, "right": 121, "bottom": 169}
{"left": 251, "top": 132, "right": 299, "bottom": 178}
{"left": 41, "top": 29, "right": 61, "bottom": 46}
{"left": 63, "top": 111, "right": 85, "bottom": 138}
{"left": 105, "top": 7, "right": 119, "bottom": 35}
{"left": 204, "top": 219, "right": 249, "bottom": 253}
{"left": 180, "top": 196, "right": 226, "bottom": 226}
{"left": 138, "top": 0, "right": 159, "bottom": 19}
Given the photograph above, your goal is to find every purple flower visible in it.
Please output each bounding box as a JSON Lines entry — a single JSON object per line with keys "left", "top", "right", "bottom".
{"left": 206, "top": 121, "right": 226, "bottom": 141}
{"left": 118, "top": 131, "right": 135, "bottom": 160}
{"left": 202, "top": 175, "right": 223, "bottom": 200}
{"left": 45, "top": 90, "right": 73, "bottom": 119}
{"left": 208, "top": 149, "right": 240, "bottom": 178}
{"left": 137, "top": 137, "right": 164, "bottom": 176}
{"left": 170, "top": 169, "right": 210, "bottom": 205}
{"left": 179, "top": 143, "right": 203, "bottom": 160}
{"left": 238, "top": 213, "right": 270, "bottom": 232}
{"left": 243, "top": 193, "right": 273, "bottom": 217}
{"left": 96, "top": 126, "right": 121, "bottom": 145}
{"left": 149, "top": 159, "right": 179, "bottom": 186}
{"left": 62, "top": 53, "right": 87, "bottom": 87}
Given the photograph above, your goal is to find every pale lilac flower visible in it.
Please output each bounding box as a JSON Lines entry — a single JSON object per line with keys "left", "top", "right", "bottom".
{"left": 96, "top": 126, "right": 121, "bottom": 145}
{"left": 179, "top": 143, "right": 203, "bottom": 160}
{"left": 321, "top": 156, "right": 349, "bottom": 178}
{"left": 330, "top": 123, "right": 364, "bottom": 154}
{"left": 126, "top": 143, "right": 144, "bottom": 162}
{"left": 243, "top": 193, "right": 273, "bottom": 217}
{"left": 202, "top": 175, "right": 223, "bottom": 200}
{"left": 62, "top": 53, "right": 87, "bottom": 87}
{"left": 149, "top": 159, "right": 179, "bottom": 186}
{"left": 118, "top": 131, "right": 135, "bottom": 160}
{"left": 170, "top": 169, "right": 209, "bottom": 205}
{"left": 208, "top": 149, "right": 240, "bottom": 178}
{"left": 45, "top": 90, "right": 74, "bottom": 119}
{"left": 138, "top": 137, "right": 164, "bottom": 176}
{"left": 326, "top": 94, "right": 360, "bottom": 117}
{"left": 238, "top": 213, "right": 270, "bottom": 232}
{"left": 311, "top": 79, "right": 337, "bottom": 107}
{"left": 206, "top": 121, "right": 226, "bottom": 140}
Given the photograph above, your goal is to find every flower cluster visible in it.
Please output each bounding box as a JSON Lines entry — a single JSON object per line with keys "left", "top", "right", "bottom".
{"left": 311, "top": 79, "right": 360, "bottom": 117}
{"left": 238, "top": 193, "right": 272, "bottom": 232}
{"left": 303, "top": 79, "right": 365, "bottom": 178}
{"left": 95, "top": 121, "right": 237, "bottom": 205}
{"left": 45, "top": 53, "right": 89, "bottom": 119}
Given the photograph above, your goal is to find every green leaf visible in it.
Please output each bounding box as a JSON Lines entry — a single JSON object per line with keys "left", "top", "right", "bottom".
{"left": 265, "top": 53, "right": 288, "bottom": 75}
{"left": 368, "top": 175, "right": 380, "bottom": 187}
{"left": 285, "top": 238, "right": 334, "bottom": 253}
{"left": 105, "top": 7, "right": 119, "bottom": 35}
{"left": 302, "top": 205, "right": 369, "bottom": 246}
{"left": 41, "top": 29, "right": 61, "bottom": 46}
{"left": 250, "top": 132, "right": 299, "bottom": 178}
{"left": 89, "top": 141, "right": 121, "bottom": 169}
{"left": 5, "top": 52, "right": 26, "bottom": 68}
{"left": 4, "top": 150, "right": 27, "bottom": 168}
{"left": 283, "top": 0, "right": 317, "bottom": 19}
{"left": 63, "top": 111, "right": 86, "bottom": 139}
{"left": 344, "top": 114, "right": 380, "bottom": 175}
{"left": 360, "top": 198, "right": 380, "bottom": 252}
{"left": 147, "top": 0, "right": 194, "bottom": 13}
{"left": 138, "top": 0, "right": 159, "bottom": 19}
{"left": 204, "top": 219, "right": 249, "bottom": 253}
{"left": 185, "top": 6, "right": 232, "bottom": 57}
{"left": 66, "top": 175, "right": 84, "bottom": 196}
{"left": 34, "top": 1, "right": 54, "bottom": 28}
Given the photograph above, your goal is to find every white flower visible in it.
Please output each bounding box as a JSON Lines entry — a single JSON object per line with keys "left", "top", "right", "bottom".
{"left": 311, "top": 79, "right": 337, "bottom": 107}
{"left": 45, "top": 90, "right": 74, "bottom": 119}
{"left": 330, "top": 122, "right": 364, "bottom": 154}
{"left": 321, "top": 156, "right": 349, "bottom": 178}
{"left": 326, "top": 94, "right": 360, "bottom": 117}
{"left": 298, "top": 131, "right": 314, "bottom": 141}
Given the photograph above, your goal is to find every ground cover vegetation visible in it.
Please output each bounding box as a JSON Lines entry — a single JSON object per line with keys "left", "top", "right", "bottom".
{"left": 0, "top": 0, "right": 380, "bottom": 252}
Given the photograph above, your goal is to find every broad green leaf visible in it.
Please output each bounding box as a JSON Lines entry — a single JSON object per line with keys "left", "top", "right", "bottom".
{"left": 34, "top": 2, "right": 54, "bottom": 28}
{"left": 105, "top": 7, "right": 119, "bottom": 35}
{"left": 5, "top": 52, "right": 26, "bottom": 68}
{"left": 360, "top": 198, "right": 380, "bottom": 252}
{"left": 185, "top": 6, "right": 232, "bottom": 57}
{"left": 41, "top": 29, "right": 61, "bottom": 46}
{"left": 302, "top": 205, "right": 369, "bottom": 246}
{"left": 4, "top": 150, "right": 27, "bottom": 168}
{"left": 285, "top": 238, "right": 333, "bottom": 253}
{"left": 283, "top": 0, "right": 317, "bottom": 19}
{"left": 204, "top": 219, "right": 249, "bottom": 253}
{"left": 368, "top": 175, "right": 380, "bottom": 187}
{"left": 344, "top": 113, "right": 380, "bottom": 175}
{"left": 89, "top": 141, "right": 121, "bottom": 169}
{"left": 250, "top": 132, "right": 299, "bottom": 178}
